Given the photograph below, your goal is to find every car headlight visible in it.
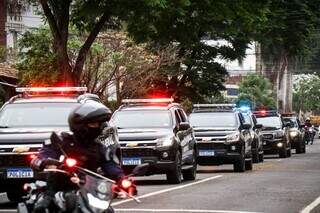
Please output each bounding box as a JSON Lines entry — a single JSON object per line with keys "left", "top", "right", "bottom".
{"left": 87, "top": 193, "right": 110, "bottom": 210}
{"left": 250, "top": 132, "right": 255, "bottom": 139}
{"left": 275, "top": 130, "right": 284, "bottom": 138}
{"left": 157, "top": 136, "right": 174, "bottom": 147}
{"left": 289, "top": 131, "right": 298, "bottom": 138}
{"left": 226, "top": 132, "right": 240, "bottom": 143}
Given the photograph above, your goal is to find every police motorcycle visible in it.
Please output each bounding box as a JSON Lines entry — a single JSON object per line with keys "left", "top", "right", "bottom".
{"left": 18, "top": 156, "right": 148, "bottom": 213}
{"left": 304, "top": 126, "right": 315, "bottom": 145}
{"left": 17, "top": 127, "right": 148, "bottom": 213}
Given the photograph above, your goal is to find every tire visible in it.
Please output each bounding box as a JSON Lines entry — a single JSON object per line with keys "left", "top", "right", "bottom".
{"left": 252, "top": 150, "right": 259, "bottom": 163}
{"left": 279, "top": 147, "right": 287, "bottom": 158}
{"left": 167, "top": 151, "right": 182, "bottom": 184}
{"left": 296, "top": 142, "right": 302, "bottom": 154}
{"left": 7, "top": 190, "right": 24, "bottom": 202}
{"left": 234, "top": 146, "right": 245, "bottom": 172}
{"left": 287, "top": 144, "right": 292, "bottom": 157}
{"left": 259, "top": 151, "right": 264, "bottom": 162}
{"left": 302, "top": 144, "right": 306, "bottom": 153}
{"left": 182, "top": 150, "right": 197, "bottom": 181}
{"left": 245, "top": 158, "right": 253, "bottom": 171}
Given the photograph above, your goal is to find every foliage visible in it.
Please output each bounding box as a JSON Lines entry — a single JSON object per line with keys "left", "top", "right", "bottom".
{"left": 237, "top": 74, "right": 276, "bottom": 109}
{"left": 16, "top": 27, "right": 59, "bottom": 86}
{"left": 293, "top": 74, "right": 320, "bottom": 113}
{"left": 124, "top": 0, "right": 269, "bottom": 102}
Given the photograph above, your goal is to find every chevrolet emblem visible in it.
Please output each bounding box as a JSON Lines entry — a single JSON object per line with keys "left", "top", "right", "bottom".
{"left": 13, "top": 146, "right": 30, "bottom": 153}
{"left": 126, "top": 143, "right": 138, "bottom": 147}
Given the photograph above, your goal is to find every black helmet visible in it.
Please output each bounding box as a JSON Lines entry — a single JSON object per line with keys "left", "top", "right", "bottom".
{"left": 68, "top": 101, "right": 112, "bottom": 144}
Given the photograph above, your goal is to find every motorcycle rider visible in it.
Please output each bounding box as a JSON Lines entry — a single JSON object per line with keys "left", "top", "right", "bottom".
{"left": 31, "top": 100, "right": 125, "bottom": 212}
{"left": 304, "top": 118, "right": 315, "bottom": 145}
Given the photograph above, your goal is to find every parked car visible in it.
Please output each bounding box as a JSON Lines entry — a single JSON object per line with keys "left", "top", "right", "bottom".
{"left": 111, "top": 98, "right": 197, "bottom": 184}
{"left": 189, "top": 104, "right": 253, "bottom": 172}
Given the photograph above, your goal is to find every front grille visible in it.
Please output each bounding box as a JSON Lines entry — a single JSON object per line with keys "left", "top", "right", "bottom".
{"left": 197, "top": 143, "right": 225, "bottom": 150}
{"left": 120, "top": 142, "right": 157, "bottom": 147}
{"left": 0, "top": 155, "right": 30, "bottom": 167}
{"left": 121, "top": 148, "right": 156, "bottom": 157}
{"left": 263, "top": 134, "right": 273, "bottom": 139}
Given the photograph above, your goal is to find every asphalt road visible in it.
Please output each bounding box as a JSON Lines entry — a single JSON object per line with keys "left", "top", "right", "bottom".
{"left": 1, "top": 140, "right": 320, "bottom": 213}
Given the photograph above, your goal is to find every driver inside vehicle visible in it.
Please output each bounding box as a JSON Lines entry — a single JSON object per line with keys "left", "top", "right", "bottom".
{"left": 31, "top": 101, "right": 126, "bottom": 213}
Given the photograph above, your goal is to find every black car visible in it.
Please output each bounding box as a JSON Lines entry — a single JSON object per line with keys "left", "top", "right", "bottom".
{"left": 282, "top": 115, "right": 306, "bottom": 154}
{"left": 241, "top": 110, "right": 264, "bottom": 163}
{"left": 189, "top": 104, "right": 253, "bottom": 172}
{"left": 0, "top": 87, "right": 120, "bottom": 202}
{"left": 253, "top": 110, "right": 291, "bottom": 158}
{"left": 111, "top": 98, "right": 196, "bottom": 184}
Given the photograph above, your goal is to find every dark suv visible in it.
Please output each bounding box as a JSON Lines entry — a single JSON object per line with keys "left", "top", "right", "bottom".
{"left": 189, "top": 104, "right": 253, "bottom": 172}
{"left": 0, "top": 87, "right": 119, "bottom": 202}
{"left": 111, "top": 98, "right": 196, "bottom": 184}
{"left": 253, "top": 110, "right": 291, "bottom": 158}
{"left": 241, "top": 110, "right": 264, "bottom": 163}
{"left": 282, "top": 114, "right": 306, "bottom": 154}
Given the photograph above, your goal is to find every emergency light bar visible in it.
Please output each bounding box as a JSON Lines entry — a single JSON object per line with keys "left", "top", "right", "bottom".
{"left": 193, "top": 104, "right": 236, "bottom": 108}
{"left": 122, "top": 98, "right": 174, "bottom": 104}
{"left": 16, "top": 87, "right": 87, "bottom": 93}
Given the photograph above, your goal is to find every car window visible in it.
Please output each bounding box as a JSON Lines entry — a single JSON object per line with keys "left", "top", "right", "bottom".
{"left": 242, "top": 113, "right": 253, "bottom": 126}
{"left": 0, "top": 102, "right": 79, "bottom": 127}
{"left": 178, "top": 109, "right": 187, "bottom": 122}
{"left": 112, "top": 110, "right": 172, "bottom": 128}
{"left": 189, "top": 112, "right": 238, "bottom": 128}
{"left": 256, "top": 116, "right": 282, "bottom": 129}
{"left": 174, "top": 110, "right": 182, "bottom": 124}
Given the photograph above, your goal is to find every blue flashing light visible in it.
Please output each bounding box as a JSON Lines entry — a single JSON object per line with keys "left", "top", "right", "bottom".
{"left": 239, "top": 106, "right": 251, "bottom": 112}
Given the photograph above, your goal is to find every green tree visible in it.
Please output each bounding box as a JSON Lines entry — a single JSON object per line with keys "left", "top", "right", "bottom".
{"left": 237, "top": 74, "right": 276, "bottom": 109}
{"left": 125, "top": 0, "right": 269, "bottom": 102}
{"left": 258, "top": 0, "right": 320, "bottom": 111}
{"left": 293, "top": 74, "right": 320, "bottom": 113}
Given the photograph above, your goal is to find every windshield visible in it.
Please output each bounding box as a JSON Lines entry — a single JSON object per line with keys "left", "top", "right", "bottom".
{"left": 283, "top": 117, "right": 298, "bottom": 128}
{"left": 112, "top": 110, "right": 172, "bottom": 128}
{"left": 189, "top": 112, "right": 238, "bottom": 128}
{"left": 0, "top": 103, "right": 79, "bottom": 128}
{"left": 256, "top": 116, "right": 282, "bottom": 129}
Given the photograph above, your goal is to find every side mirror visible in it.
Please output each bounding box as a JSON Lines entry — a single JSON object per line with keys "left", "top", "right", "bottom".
{"left": 132, "top": 163, "right": 149, "bottom": 176}
{"left": 255, "top": 124, "right": 263, "bottom": 129}
{"left": 179, "top": 122, "right": 190, "bottom": 131}
{"left": 242, "top": 123, "right": 251, "bottom": 130}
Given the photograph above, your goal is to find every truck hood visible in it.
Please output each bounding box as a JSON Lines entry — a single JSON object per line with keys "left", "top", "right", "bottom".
{"left": 118, "top": 128, "right": 172, "bottom": 141}
{"left": 0, "top": 127, "right": 69, "bottom": 144}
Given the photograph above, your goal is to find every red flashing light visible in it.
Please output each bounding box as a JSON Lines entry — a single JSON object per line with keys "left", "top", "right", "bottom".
{"left": 66, "top": 158, "right": 77, "bottom": 168}
{"left": 121, "top": 179, "right": 132, "bottom": 189}
{"left": 29, "top": 154, "right": 37, "bottom": 160}
{"left": 260, "top": 110, "right": 267, "bottom": 116}
{"left": 23, "top": 183, "right": 29, "bottom": 191}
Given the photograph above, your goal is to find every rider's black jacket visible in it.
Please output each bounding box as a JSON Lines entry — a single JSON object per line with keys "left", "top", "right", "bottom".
{"left": 32, "top": 131, "right": 124, "bottom": 181}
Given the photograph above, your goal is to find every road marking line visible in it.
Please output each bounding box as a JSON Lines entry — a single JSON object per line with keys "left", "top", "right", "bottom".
{"left": 112, "top": 175, "right": 223, "bottom": 207}
{"left": 114, "top": 209, "right": 263, "bottom": 213}
{"left": 301, "top": 195, "right": 320, "bottom": 213}
{"left": 277, "top": 159, "right": 282, "bottom": 162}
{"left": 0, "top": 210, "right": 16, "bottom": 212}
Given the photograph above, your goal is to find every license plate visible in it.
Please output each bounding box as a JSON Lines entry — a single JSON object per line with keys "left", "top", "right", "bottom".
{"left": 7, "top": 168, "right": 34, "bottom": 178}
{"left": 122, "top": 158, "right": 142, "bottom": 166}
{"left": 199, "top": 150, "right": 215, "bottom": 156}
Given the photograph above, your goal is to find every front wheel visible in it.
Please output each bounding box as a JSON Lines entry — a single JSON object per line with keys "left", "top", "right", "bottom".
{"left": 182, "top": 150, "right": 197, "bottom": 181}
{"left": 234, "top": 146, "right": 245, "bottom": 172}
{"left": 167, "top": 151, "right": 182, "bottom": 184}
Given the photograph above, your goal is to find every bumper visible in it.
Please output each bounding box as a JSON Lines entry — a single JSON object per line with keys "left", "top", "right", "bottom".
{"left": 121, "top": 146, "right": 177, "bottom": 175}
{"left": 196, "top": 142, "right": 242, "bottom": 166}
{"left": 263, "top": 139, "right": 285, "bottom": 154}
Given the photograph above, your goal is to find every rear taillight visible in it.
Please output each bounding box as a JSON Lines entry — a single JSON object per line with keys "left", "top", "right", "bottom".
{"left": 29, "top": 154, "right": 37, "bottom": 160}
{"left": 121, "top": 179, "right": 133, "bottom": 189}
{"left": 66, "top": 158, "right": 77, "bottom": 167}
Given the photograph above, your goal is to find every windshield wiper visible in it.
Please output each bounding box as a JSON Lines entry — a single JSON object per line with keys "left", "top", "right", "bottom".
{"left": 0, "top": 125, "right": 9, "bottom": 128}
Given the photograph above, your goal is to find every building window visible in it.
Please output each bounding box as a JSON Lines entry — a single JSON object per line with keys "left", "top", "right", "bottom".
{"left": 227, "top": 88, "right": 239, "bottom": 96}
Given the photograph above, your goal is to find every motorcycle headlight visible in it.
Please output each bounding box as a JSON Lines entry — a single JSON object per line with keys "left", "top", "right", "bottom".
{"left": 289, "top": 131, "right": 298, "bottom": 138}
{"left": 275, "top": 130, "right": 284, "bottom": 138}
{"left": 226, "top": 132, "right": 240, "bottom": 143}
{"left": 87, "top": 193, "right": 110, "bottom": 210}
{"left": 156, "top": 136, "right": 174, "bottom": 147}
{"left": 250, "top": 132, "right": 255, "bottom": 139}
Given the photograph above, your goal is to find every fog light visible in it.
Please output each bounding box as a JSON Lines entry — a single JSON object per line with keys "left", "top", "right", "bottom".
{"left": 277, "top": 143, "right": 283, "bottom": 148}
{"left": 162, "top": 152, "right": 169, "bottom": 158}
{"left": 231, "top": 146, "right": 236, "bottom": 151}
